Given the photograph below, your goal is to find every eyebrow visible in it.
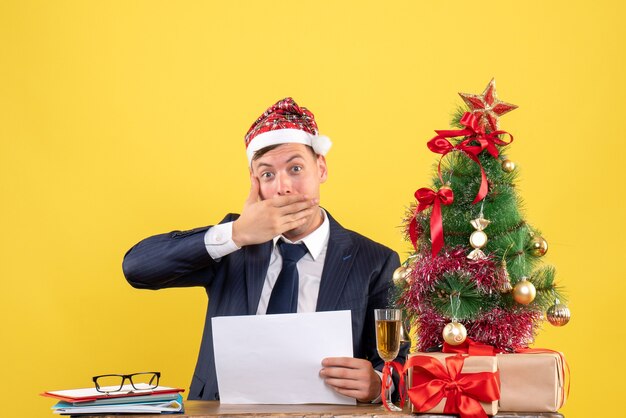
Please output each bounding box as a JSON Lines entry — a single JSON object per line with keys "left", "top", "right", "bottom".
{"left": 255, "top": 154, "right": 306, "bottom": 169}
{"left": 286, "top": 154, "right": 305, "bottom": 163}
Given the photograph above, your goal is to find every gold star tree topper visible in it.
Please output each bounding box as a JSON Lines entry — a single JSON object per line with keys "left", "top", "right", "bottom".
{"left": 459, "top": 78, "right": 518, "bottom": 132}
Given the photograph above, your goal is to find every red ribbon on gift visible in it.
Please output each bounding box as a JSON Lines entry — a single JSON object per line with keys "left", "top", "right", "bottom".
{"left": 442, "top": 338, "right": 498, "bottom": 356}
{"left": 411, "top": 186, "right": 454, "bottom": 256}
{"left": 381, "top": 361, "right": 406, "bottom": 411}
{"left": 405, "top": 354, "right": 500, "bottom": 418}
{"left": 428, "top": 112, "right": 514, "bottom": 204}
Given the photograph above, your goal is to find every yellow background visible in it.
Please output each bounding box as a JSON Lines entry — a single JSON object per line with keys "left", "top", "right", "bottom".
{"left": 1, "top": 1, "right": 623, "bottom": 417}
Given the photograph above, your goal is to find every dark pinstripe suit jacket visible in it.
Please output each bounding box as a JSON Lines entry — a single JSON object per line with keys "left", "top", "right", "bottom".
{"left": 122, "top": 211, "right": 401, "bottom": 400}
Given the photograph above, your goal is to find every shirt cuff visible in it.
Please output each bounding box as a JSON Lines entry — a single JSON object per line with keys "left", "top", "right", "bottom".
{"left": 204, "top": 222, "right": 241, "bottom": 259}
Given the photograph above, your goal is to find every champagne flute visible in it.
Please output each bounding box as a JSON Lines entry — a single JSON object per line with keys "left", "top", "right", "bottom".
{"left": 375, "top": 308, "right": 402, "bottom": 411}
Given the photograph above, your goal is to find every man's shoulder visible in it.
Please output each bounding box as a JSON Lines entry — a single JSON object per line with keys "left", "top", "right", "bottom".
{"left": 343, "top": 226, "right": 395, "bottom": 253}
{"left": 327, "top": 212, "right": 396, "bottom": 256}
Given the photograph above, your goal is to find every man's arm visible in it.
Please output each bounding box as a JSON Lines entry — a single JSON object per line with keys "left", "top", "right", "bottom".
{"left": 122, "top": 223, "right": 223, "bottom": 289}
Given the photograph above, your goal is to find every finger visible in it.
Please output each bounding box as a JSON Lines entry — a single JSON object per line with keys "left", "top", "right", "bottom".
{"left": 280, "top": 206, "right": 317, "bottom": 225}
{"left": 277, "top": 199, "right": 319, "bottom": 216}
{"left": 281, "top": 204, "right": 320, "bottom": 224}
{"left": 331, "top": 387, "right": 368, "bottom": 401}
{"left": 270, "top": 193, "right": 311, "bottom": 208}
{"left": 325, "top": 382, "right": 366, "bottom": 400}
{"left": 322, "top": 377, "right": 362, "bottom": 390}
{"left": 276, "top": 216, "right": 310, "bottom": 235}
{"left": 245, "top": 175, "right": 260, "bottom": 205}
{"left": 320, "top": 363, "right": 370, "bottom": 383}
{"left": 322, "top": 357, "right": 364, "bottom": 369}
{"left": 320, "top": 367, "right": 358, "bottom": 380}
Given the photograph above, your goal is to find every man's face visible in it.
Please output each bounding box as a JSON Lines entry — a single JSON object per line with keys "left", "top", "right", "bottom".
{"left": 251, "top": 143, "right": 328, "bottom": 201}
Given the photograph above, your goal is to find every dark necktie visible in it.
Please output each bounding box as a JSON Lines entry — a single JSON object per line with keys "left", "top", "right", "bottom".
{"left": 266, "top": 241, "right": 308, "bottom": 314}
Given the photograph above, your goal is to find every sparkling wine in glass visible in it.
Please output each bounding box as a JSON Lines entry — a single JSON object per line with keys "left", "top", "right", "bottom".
{"left": 375, "top": 309, "right": 402, "bottom": 411}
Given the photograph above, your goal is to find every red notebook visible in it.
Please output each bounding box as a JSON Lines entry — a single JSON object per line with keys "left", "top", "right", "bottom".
{"left": 41, "top": 385, "right": 184, "bottom": 403}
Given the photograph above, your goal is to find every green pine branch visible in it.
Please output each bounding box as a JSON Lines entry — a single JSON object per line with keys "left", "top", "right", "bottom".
{"left": 430, "top": 272, "right": 496, "bottom": 320}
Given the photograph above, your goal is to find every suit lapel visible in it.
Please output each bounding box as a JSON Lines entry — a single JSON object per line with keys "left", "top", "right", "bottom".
{"left": 244, "top": 241, "right": 273, "bottom": 314}
{"left": 316, "top": 213, "right": 358, "bottom": 311}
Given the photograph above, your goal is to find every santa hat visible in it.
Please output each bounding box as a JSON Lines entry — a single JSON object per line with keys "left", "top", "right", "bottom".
{"left": 244, "top": 97, "right": 332, "bottom": 164}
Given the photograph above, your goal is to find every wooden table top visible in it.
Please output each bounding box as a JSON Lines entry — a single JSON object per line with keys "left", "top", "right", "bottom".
{"left": 79, "top": 400, "right": 564, "bottom": 418}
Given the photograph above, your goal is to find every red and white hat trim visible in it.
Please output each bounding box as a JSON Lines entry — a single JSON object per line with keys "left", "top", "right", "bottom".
{"left": 246, "top": 128, "right": 332, "bottom": 164}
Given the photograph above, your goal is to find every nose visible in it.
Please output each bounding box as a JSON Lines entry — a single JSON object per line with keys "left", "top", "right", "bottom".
{"left": 276, "top": 173, "right": 292, "bottom": 195}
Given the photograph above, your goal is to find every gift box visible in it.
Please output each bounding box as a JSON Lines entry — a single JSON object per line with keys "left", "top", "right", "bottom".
{"left": 406, "top": 352, "right": 499, "bottom": 417}
{"left": 497, "top": 352, "right": 566, "bottom": 412}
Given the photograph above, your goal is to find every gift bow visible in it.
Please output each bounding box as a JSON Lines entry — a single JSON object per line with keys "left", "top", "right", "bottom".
{"left": 411, "top": 186, "right": 454, "bottom": 256}
{"left": 428, "top": 112, "right": 514, "bottom": 204}
{"left": 442, "top": 337, "right": 498, "bottom": 356}
{"left": 406, "top": 354, "right": 500, "bottom": 418}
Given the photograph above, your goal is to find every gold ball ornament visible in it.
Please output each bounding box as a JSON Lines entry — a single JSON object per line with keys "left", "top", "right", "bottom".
{"left": 529, "top": 236, "right": 549, "bottom": 257}
{"left": 442, "top": 321, "right": 467, "bottom": 346}
{"left": 547, "top": 300, "right": 571, "bottom": 326}
{"left": 392, "top": 266, "right": 412, "bottom": 285}
{"left": 392, "top": 267, "right": 406, "bottom": 284}
{"left": 501, "top": 159, "right": 516, "bottom": 172}
{"left": 513, "top": 277, "right": 536, "bottom": 305}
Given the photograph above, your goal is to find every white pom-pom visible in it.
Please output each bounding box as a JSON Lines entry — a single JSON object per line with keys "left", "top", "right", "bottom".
{"left": 311, "top": 135, "right": 332, "bottom": 156}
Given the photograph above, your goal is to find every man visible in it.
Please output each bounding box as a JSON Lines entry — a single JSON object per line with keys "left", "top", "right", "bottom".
{"left": 122, "top": 97, "right": 402, "bottom": 402}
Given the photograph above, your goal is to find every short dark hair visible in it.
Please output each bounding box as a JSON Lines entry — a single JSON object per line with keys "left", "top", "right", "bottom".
{"left": 252, "top": 143, "right": 317, "bottom": 161}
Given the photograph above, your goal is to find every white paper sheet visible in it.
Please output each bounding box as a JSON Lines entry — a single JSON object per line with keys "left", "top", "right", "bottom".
{"left": 212, "top": 310, "right": 355, "bottom": 405}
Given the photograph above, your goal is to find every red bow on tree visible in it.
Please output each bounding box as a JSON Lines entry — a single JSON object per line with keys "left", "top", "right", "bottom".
{"left": 428, "top": 112, "right": 514, "bottom": 204}
{"left": 410, "top": 186, "right": 454, "bottom": 256}
{"left": 406, "top": 354, "right": 500, "bottom": 418}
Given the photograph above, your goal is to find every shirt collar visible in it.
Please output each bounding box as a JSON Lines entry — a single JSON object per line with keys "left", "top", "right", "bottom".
{"left": 272, "top": 208, "right": 330, "bottom": 261}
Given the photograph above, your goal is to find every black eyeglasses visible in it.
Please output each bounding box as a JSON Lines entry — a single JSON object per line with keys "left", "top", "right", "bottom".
{"left": 92, "top": 372, "right": 160, "bottom": 393}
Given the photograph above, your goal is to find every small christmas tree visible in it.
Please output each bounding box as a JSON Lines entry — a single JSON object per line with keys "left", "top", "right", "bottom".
{"left": 397, "top": 79, "right": 571, "bottom": 352}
